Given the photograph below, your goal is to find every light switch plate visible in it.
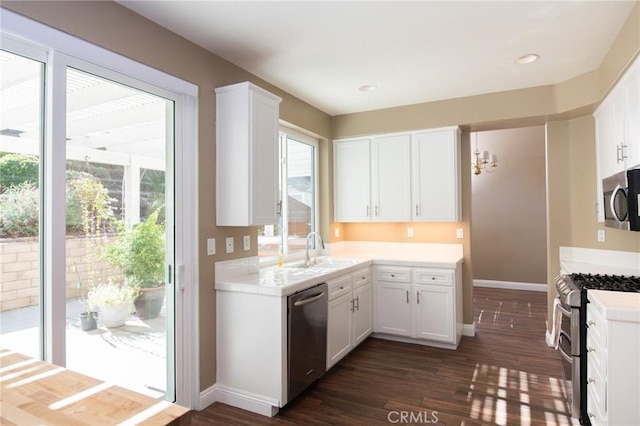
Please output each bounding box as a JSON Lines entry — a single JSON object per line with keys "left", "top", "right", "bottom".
{"left": 456, "top": 228, "right": 464, "bottom": 239}
{"left": 407, "top": 227, "right": 414, "bottom": 238}
{"left": 207, "top": 238, "right": 216, "bottom": 256}
{"left": 597, "top": 229, "right": 606, "bottom": 242}
{"left": 334, "top": 227, "right": 340, "bottom": 238}
{"left": 243, "top": 235, "right": 250, "bottom": 251}
{"left": 225, "top": 237, "right": 234, "bottom": 253}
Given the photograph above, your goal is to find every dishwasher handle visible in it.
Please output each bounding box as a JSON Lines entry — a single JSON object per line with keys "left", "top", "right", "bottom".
{"left": 294, "top": 292, "right": 326, "bottom": 307}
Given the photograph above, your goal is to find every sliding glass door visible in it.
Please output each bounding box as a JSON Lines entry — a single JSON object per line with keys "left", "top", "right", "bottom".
{"left": 0, "top": 44, "right": 182, "bottom": 402}
{"left": 63, "top": 66, "right": 175, "bottom": 399}
{"left": 0, "top": 49, "right": 44, "bottom": 360}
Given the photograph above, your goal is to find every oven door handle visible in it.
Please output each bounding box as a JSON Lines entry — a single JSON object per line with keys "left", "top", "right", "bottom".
{"left": 557, "top": 302, "right": 571, "bottom": 317}
{"left": 557, "top": 331, "right": 573, "bottom": 363}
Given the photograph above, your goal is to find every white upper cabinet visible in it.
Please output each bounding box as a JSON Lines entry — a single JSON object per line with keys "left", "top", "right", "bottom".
{"left": 371, "top": 134, "right": 412, "bottom": 222}
{"left": 334, "top": 126, "right": 461, "bottom": 223}
{"left": 594, "top": 56, "right": 640, "bottom": 221}
{"left": 333, "top": 138, "right": 371, "bottom": 222}
{"left": 412, "top": 127, "right": 461, "bottom": 222}
{"left": 215, "top": 82, "right": 282, "bottom": 226}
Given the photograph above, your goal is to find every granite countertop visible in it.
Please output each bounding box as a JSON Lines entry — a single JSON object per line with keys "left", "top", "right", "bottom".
{"left": 588, "top": 289, "right": 640, "bottom": 323}
{"left": 215, "top": 246, "right": 464, "bottom": 297}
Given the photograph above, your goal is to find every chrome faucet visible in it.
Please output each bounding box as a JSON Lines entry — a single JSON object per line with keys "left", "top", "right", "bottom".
{"left": 304, "top": 231, "right": 325, "bottom": 268}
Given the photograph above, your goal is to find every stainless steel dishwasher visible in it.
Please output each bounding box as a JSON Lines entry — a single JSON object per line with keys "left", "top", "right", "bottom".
{"left": 287, "top": 282, "right": 328, "bottom": 402}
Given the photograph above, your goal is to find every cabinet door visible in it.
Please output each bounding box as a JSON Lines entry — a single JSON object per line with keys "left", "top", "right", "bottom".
{"left": 412, "top": 128, "right": 461, "bottom": 222}
{"left": 414, "top": 285, "right": 454, "bottom": 343}
{"left": 334, "top": 138, "right": 371, "bottom": 222}
{"left": 375, "top": 281, "right": 412, "bottom": 337}
{"left": 371, "top": 134, "right": 411, "bottom": 222}
{"left": 250, "top": 88, "right": 280, "bottom": 225}
{"left": 594, "top": 102, "right": 613, "bottom": 222}
{"left": 216, "top": 82, "right": 281, "bottom": 226}
{"left": 610, "top": 84, "right": 626, "bottom": 174}
{"left": 353, "top": 283, "right": 373, "bottom": 345}
{"left": 327, "top": 292, "right": 354, "bottom": 369}
{"left": 623, "top": 59, "right": 640, "bottom": 169}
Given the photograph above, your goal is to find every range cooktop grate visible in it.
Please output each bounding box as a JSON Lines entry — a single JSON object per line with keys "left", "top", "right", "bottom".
{"left": 569, "top": 273, "right": 640, "bottom": 292}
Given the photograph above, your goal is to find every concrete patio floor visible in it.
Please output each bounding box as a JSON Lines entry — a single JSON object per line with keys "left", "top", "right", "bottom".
{"left": 0, "top": 298, "right": 167, "bottom": 399}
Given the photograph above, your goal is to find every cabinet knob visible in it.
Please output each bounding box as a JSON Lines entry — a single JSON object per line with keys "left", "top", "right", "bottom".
{"left": 588, "top": 320, "right": 595, "bottom": 327}
{"left": 431, "top": 276, "right": 436, "bottom": 280}
{"left": 588, "top": 412, "right": 595, "bottom": 418}
{"left": 587, "top": 346, "right": 595, "bottom": 353}
{"left": 588, "top": 377, "right": 596, "bottom": 384}
{"left": 339, "top": 286, "right": 344, "bottom": 290}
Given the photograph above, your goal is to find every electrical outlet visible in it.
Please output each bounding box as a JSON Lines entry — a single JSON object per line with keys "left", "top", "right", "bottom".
{"left": 335, "top": 227, "right": 340, "bottom": 238}
{"left": 243, "top": 235, "right": 250, "bottom": 251}
{"left": 407, "top": 227, "right": 414, "bottom": 238}
{"left": 456, "top": 228, "right": 464, "bottom": 239}
{"left": 597, "top": 229, "right": 606, "bottom": 243}
{"left": 225, "top": 237, "right": 234, "bottom": 253}
{"left": 207, "top": 238, "right": 216, "bottom": 256}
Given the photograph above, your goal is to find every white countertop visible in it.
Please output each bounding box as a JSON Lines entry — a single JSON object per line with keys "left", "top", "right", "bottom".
{"left": 588, "top": 289, "right": 640, "bottom": 323}
{"left": 215, "top": 242, "right": 464, "bottom": 297}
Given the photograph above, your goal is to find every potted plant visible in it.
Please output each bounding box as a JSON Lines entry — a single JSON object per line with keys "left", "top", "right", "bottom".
{"left": 87, "top": 281, "right": 139, "bottom": 327}
{"left": 72, "top": 262, "right": 98, "bottom": 331}
{"left": 104, "top": 208, "right": 166, "bottom": 320}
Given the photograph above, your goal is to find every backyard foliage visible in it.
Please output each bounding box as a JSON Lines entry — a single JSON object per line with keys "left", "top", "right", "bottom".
{"left": 103, "top": 208, "right": 165, "bottom": 288}
{"left": 0, "top": 153, "right": 39, "bottom": 191}
{"left": 0, "top": 182, "right": 39, "bottom": 238}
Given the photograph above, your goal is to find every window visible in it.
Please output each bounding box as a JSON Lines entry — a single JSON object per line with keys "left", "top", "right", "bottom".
{"left": 258, "top": 128, "right": 318, "bottom": 258}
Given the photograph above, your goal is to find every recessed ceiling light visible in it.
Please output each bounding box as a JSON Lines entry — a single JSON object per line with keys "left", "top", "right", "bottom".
{"left": 514, "top": 54, "right": 539, "bottom": 65}
{"left": 359, "top": 84, "right": 377, "bottom": 92}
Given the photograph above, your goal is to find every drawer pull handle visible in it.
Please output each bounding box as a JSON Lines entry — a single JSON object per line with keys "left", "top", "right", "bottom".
{"left": 406, "top": 290, "right": 409, "bottom": 304}
{"left": 587, "top": 346, "right": 595, "bottom": 353}
{"left": 417, "top": 291, "right": 420, "bottom": 304}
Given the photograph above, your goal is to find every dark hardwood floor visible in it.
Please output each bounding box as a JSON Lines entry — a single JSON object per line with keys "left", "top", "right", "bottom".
{"left": 193, "top": 287, "right": 576, "bottom": 425}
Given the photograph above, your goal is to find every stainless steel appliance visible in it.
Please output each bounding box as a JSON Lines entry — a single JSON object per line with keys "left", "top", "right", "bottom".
{"left": 555, "top": 273, "right": 640, "bottom": 424}
{"left": 602, "top": 168, "right": 640, "bottom": 231}
{"left": 287, "top": 283, "right": 328, "bottom": 402}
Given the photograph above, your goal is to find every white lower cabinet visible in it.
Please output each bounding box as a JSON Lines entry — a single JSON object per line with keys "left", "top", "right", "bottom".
{"left": 374, "top": 264, "right": 462, "bottom": 348}
{"left": 586, "top": 292, "right": 640, "bottom": 426}
{"left": 327, "top": 267, "right": 372, "bottom": 369}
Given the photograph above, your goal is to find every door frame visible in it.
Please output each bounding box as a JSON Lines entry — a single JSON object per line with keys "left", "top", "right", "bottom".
{"left": 1, "top": 9, "right": 199, "bottom": 408}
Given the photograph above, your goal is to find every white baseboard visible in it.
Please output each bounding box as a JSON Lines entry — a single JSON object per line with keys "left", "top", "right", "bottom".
{"left": 473, "top": 279, "right": 547, "bottom": 292}
{"left": 199, "top": 384, "right": 280, "bottom": 417}
{"left": 371, "top": 333, "right": 459, "bottom": 350}
{"left": 463, "top": 322, "right": 476, "bottom": 337}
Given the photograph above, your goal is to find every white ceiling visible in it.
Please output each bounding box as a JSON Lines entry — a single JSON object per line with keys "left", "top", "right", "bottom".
{"left": 117, "top": 1, "right": 636, "bottom": 116}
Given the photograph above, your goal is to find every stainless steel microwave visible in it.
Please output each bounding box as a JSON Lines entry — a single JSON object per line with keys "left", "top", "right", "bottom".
{"left": 603, "top": 168, "right": 640, "bottom": 231}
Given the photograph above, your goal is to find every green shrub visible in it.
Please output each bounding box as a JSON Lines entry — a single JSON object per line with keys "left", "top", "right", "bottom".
{"left": 0, "top": 182, "right": 39, "bottom": 238}
{"left": 0, "top": 154, "right": 39, "bottom": 192}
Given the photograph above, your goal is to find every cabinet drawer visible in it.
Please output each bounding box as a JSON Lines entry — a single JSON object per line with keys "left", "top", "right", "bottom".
{"left": 327, "top": 275, "right": 352, "bottom": 301}
{"left": 374, "top": 267, "right": 411, "bottom": 283}
{"left": 587, "top": 354, "right": 606, "bottom": 417}
{"left": 586, "top": 331, "right": 604, "bottom": 371}
{"left": 586, "top": 303, "right": 605, "bottom": 344}
{"left": 587, "top": 389, "right": 607, "bottom": 426}
{"left": 413, "top": 268, "right": 453, "bottom": 286}
{"left": 352, "top": 268, "right": 371, "bottom": 289}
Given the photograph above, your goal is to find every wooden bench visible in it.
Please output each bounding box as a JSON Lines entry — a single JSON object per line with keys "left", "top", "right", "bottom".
{"left": 0, "top": 349, "right": 190, "bottom": 425}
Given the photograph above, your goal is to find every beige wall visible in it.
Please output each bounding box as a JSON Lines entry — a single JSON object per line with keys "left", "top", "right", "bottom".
{"left": 2, "top": 0, "right": 332, "bottom": 392}
{"left": 4, "top": 0, "right": 640, "bottom": 397}
{"left": 471, "top": 126, "right": 547, "bottom": 284}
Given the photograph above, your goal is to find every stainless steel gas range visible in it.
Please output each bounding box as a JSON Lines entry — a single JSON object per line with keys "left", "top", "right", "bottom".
{"left": 554, "top": 273, "right": 640, "bottom": 424}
